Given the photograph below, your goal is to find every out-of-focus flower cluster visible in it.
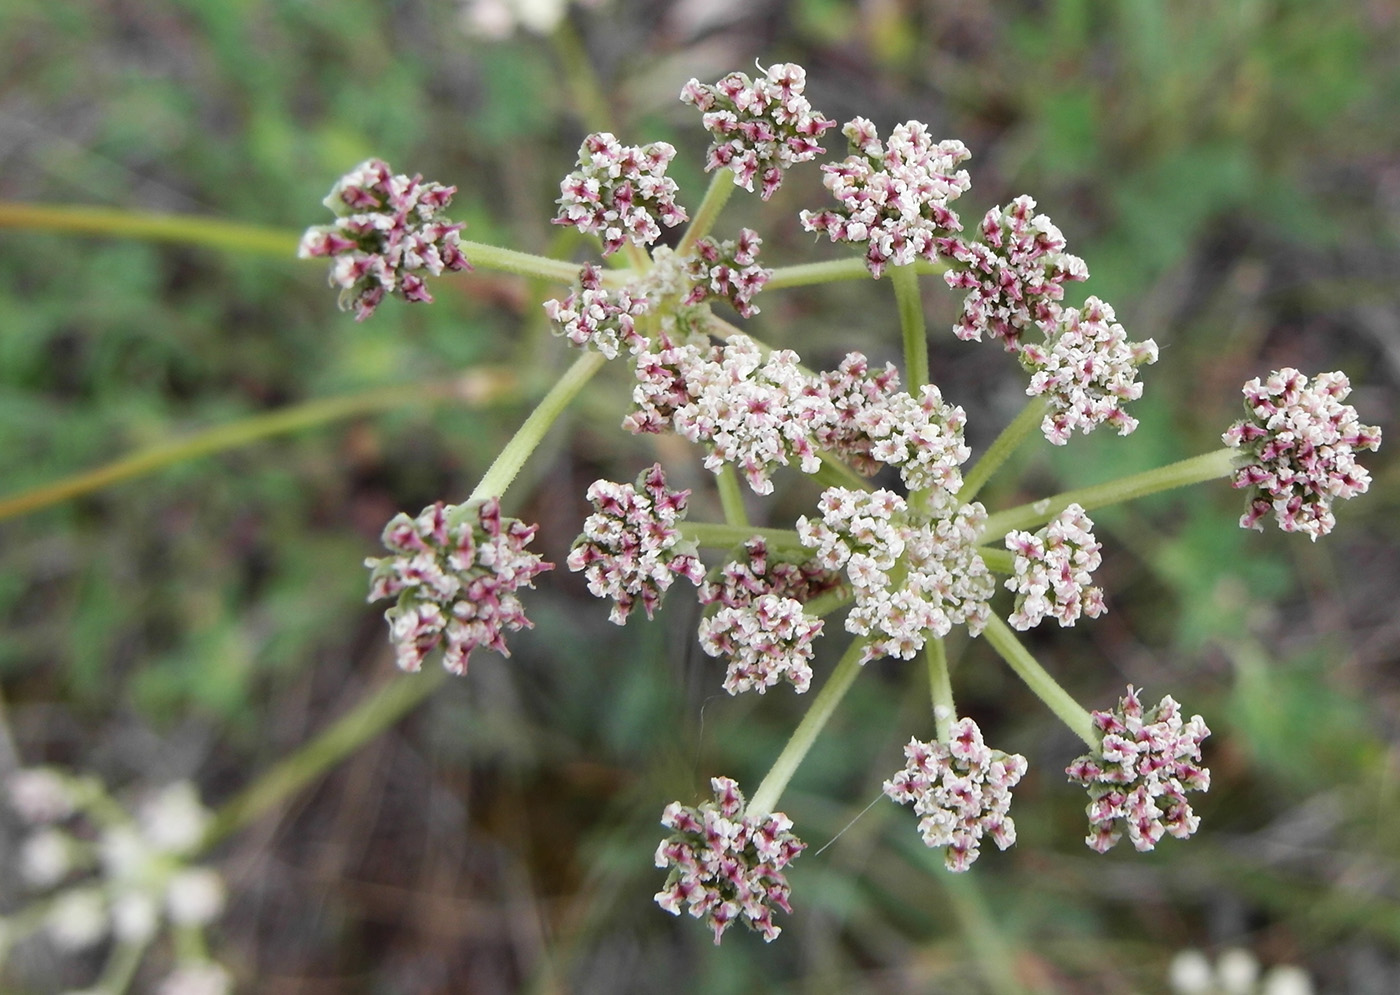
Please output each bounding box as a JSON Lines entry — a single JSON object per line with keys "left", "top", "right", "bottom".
{"left": 1067, "top": 686, "right": 1211, "bottom": 853}
{"left": 653, "top": 777, "right": 804, "bottom": 944}
{"left": 554, "top": 133, "right": 687, "bottom": 255}
{"left": 365, "top": 499, "right": 552, "bottom": 673}
{"left": 298, "top": 158, "right": 471, "bottom": 321}
{"left": 798, "top": 488, "right": 994, "bottom": 662}
{"left": 801, "top": 118, "right": 971, "bottom": 278}
{"left": 940, "top": 195, "right": 1087, "bottom": 351}
{"left": 682, "top": 229, "right": 771, "bottom": 318}
{"left": 1222, "top": 368, "right": 1382, "bottom": 540}
{"left": 1169, "top": 948, "right": 1315, "bottom": 995}
{"left": 458, "top": 0, "right": 604, "bottom": 39}
{"left": 883, "top": 719, "right": 1028, "bottom": 871}
{"left": 2, "top": 769, "right": 230, "bottom": 994}
{"left": 698, "top": 537, "right": 842, "bottom": 695}
{"left": 680, "top": 62, "right": 836, "bottom": 200}
{"left": 1004, "top": 503, "right": 1105, "bottom": 630}
{"left": 567, "top": 464, "right": 704, "bottom": 624}
{"left": 1022, "top": 297, "right": 1158, "bottom": 444}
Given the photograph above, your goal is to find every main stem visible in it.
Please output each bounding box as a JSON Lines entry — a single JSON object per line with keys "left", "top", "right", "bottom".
{"left": 748, "top": 639, "right": 866, "bottom": 817}
{"left": 675, "top": 172, "right": 735, "bottom": 257}
{"left": 926, "top": 638, "right": 955, "bottom": 742}
{"left": 979, "top": 448, "right": 1238, "bottom": 539}
{"left": 982, "top": 615, "right": 1096, "bottom": 748}
{"left": 681, "top": 522, "right": 804, "bottom": 555}
{"left": 960, "top": 397, "right": 1049, "bottom": 503}
{"left": 891, "top": 263, "right": 928, "bottom": 394}
{"left": 467, "top": 351, "right": 607, "bottom": 505}
{"left": 715, "top": 465, "right": 750, "bottom": 528}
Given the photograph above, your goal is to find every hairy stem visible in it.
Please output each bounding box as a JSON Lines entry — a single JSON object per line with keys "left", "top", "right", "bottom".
{"left": 765, "top": 256, "right": 946, "bottom": 290}
{"left": 681, "top": 522, "right": 804, "bottom": 555}
{"left": 460, "top": 240, "right": 588, "bottom": 284}
{"left": 982, "top": 615, "right": 1096, "bottom": 747}
{"left": 0, "top": 372, "right": 517, "bottom": 521}
{"left": 891, "top": 263, "right": 928, "bottom": 394}
{"left": 715, "top": 465, "right": 750, "bottom": 528}
{"left": 675, "top": 171, "right": 735, "bottom": 257}
{"left": 926, "top": 638, "right": 955, "bottom": 742}
{"left": 748, "top": 638, "right": 866, "bottom": 817}
{"left": 466, "top": 351, "right": 607, "bottom": 505}
{"left": 979, "top": 448, "right": 1238, "bottom": 540}
{"left": 960, "top": 397, "right": 1049, "bottom": 503}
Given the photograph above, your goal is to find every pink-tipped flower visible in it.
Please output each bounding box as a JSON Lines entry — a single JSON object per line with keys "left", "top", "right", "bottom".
{"left": 365, "top": 499, "right": 552, "bottom": 674}
{"left": 1020, "top": 297, "right": 1158, "bottom": 444}
{"left": 884, "top": 719, "right": 1028, "bottom": 871}
{"left": 938, "top": 195, "right": 1088, "bottom": 351}
{"left": 851, "top": 383, "right": 971, "bottom": 493}
{"left": 680, "top": 62, "right": 836, "bottom": 200}
{"left": 543, "top": 264, "right": 651, "bottom": 359}
{"left": 800, "top": 118, "right": 971, "bottom": 278}
{"left": 698, "top": 537, "right": 842, "bottom": 695}
{"left": 1004, "top": 503, "right": 1106, "bottom": 630}
{"left": 1222, "top": 368, "right": 1381, "bottom": 541}
{"left": 682, "top": 228, "right": 772, "bottom": 318}
{"left": 298, "top": 158, "right": 471, "bottom": 321}
{"left": 797, "top": 488, "right": 995, "bottom": 662}
{"left": 567, "top": 464, "right": 704, "bottom": 624}
{"left": 1066, "top": 686, "right": 1211, "bottom": 853}
{"left": 669, "top": 335, "right": 835, "bottom": 495}
{"left": 554, "top": 132, "right": 687, "bottom": 254}
{"left": 653, "top": 776, "right": 805, "bottom": 944}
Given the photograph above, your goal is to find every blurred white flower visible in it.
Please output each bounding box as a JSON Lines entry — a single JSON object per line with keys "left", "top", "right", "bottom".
{"left": 167, "top": 867, "right": 227, "bottom": 926}
{"left": 46, "top": 888, "right": 108, "bottom": 952}
{"left": 1168, "top": 948, "right": 1314, "bottom": 995}
{"left": 21, "top": 828, "right": 73, "bottom": 888}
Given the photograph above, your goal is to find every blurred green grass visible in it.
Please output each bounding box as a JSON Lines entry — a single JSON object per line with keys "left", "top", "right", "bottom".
{"left": 1, "top": 0, "right": 1398, "bottom": 992}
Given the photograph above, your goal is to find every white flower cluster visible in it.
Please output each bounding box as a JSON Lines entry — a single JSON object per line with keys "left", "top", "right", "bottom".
{"left": 700, "top": 594, "right": 823, "bottom": 696}
{"left": 1222, "top": 368, "right": 1382, "bottom": 540}
{"left": 801, "top": 117, "right": 972, "bottom": 278}
{"left": 653, "top": 777, "right": 805, "bottom": 944}
{"left": 798, "top": 487, "right": 994, "bottom": 662}
{"left": 298, "top": 158, "right": 471, "bottom": 321}
{"left": 1020, "top": 296, "right": 1159, "bottom": 444}
{"left": 681, "top": 228, "right": 771, "bottom": 318}
{"left": 1004, "top": 503, "right": 1106, "bottom": 630}
{"left": 628, "top": 338, "right": 971, "bottom": 496}
{"left": 567, "top": 464, "right": 704, "bottom": 624}
{"left": 365, "top": 499, "right": 553, "bottom": 674}
{"left": 554, "top": 132, "right": 688, "bottom": 255}
{"left": 680, "top": 62, "right": 836, "bottom": 200}
{"left": 940, "top": 195, "right": 1088, "bottom": 351}
{"left": 543, "top": 263, "right": 650, "bottom": 359}
{"left": 669, "top": 335, "right": 830, "bottom": 495}
{"left": 696, "top": 538, "right": 839, "bottom": 696}
{"left": 853, "top": 383, "right": 970, "bottom": 493}
{"left": 883, "top": 718, "right": 1028, "bottom": 871}
{"left": 4, "top": 771, "right": 230, "bottom": 994}
{"left": 1066, "top": 686, "right": 1211, "bottom": 853}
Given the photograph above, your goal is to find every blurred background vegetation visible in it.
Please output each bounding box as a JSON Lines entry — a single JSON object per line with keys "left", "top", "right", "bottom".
{"left": 1, "top": 0, "right": 1398, "bottom": 992}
